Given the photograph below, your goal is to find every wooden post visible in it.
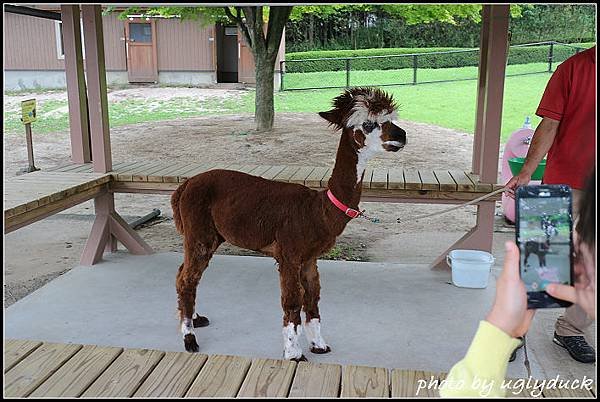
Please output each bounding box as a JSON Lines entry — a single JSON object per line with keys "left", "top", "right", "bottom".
{"left": 78, "top": 5, "right": 154, "bottom": 265}
{"left": 81, "top": 5, "right": 112, "bottom": 173}
{"left": 61, "top": 5, "right": 91, "bottom": 164}
{"left": 471, "top": 5, "right": 491, "bottom": 176}
{"left": 431, "top": 5, "right": 509, "bottom": 270}
{"left": 24, "top": 123, "right": 39, "bottom": 172}
{"left": 477, "top": 5, "right": 509, "bottom": 184}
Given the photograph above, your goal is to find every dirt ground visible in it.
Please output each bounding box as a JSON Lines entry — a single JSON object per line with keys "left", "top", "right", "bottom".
{"left": 4, "top": 87, "right": 516, "bottom": 307}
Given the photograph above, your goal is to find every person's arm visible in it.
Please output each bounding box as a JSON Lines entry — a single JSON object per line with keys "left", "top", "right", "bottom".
{"left": 439, "top": 321, "right": 522, "bottom": 397}
{"left": 440, "top": 242, "right": 535, "bottom": 398}
{"left": 506, "top": 58, "right": 570, "bottom": 199}
{"left": 505, "top": 117, "right": 559, "bottom": 198}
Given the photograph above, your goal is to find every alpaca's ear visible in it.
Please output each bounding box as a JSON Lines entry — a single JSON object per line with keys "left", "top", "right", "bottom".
{"left": 318, "top": 110, "right": 339, "bottom": 126}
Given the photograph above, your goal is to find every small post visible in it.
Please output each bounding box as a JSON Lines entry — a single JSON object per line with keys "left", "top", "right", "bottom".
{"left": 346, "top": 58, "right": 350, "bottom": 88}
{"left": 24, "top": 123, "right": 39, "bottom": 173}
{"left": 548, "top": 42, "right": 554, "bottom": 73}
{"left": 280, "top": 60, "right": 285, "bottom": 91}
{"left": 20, "top": 98, "right": 39, "bottom": 173}
{"left": 412, "top": 54, "right": 418, "bottom": 85}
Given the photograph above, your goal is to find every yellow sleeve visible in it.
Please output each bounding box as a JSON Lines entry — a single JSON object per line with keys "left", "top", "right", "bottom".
{"left": 439, "top": 320, "right": 522, "bottom": 398}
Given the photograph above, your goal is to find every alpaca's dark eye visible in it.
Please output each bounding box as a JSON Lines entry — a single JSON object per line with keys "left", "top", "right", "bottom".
{"left": 362, "top": 120, "right": 379, "bottom": 133}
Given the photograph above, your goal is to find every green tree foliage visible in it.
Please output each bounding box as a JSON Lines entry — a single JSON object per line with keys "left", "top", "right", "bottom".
{"left": 285, "top": 4, "right": 595, "bottom": 52}
{"left": 509, "top": 4, "right": 597, "bottom": 44}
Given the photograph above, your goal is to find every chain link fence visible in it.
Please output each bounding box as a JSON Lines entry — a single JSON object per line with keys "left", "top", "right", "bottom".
{"left": 280, "top": 41, "right": 588, "bottom": 91}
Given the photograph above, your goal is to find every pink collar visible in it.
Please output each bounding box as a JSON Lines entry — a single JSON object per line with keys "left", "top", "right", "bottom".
{"left": 327, "top": 189, "right": 361, "bottom": 219}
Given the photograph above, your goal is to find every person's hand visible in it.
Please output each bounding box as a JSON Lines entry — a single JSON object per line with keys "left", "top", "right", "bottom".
{"left": 546, "top": 242, "right": 596, "bottom": 320}
{"left": 505, "top": 172, "right": 532, "bottom": 199}
{"left": 486, "top": 241, "right": 536, "bottom": 338}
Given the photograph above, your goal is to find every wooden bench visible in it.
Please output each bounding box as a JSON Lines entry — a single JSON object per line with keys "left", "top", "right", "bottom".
{"left": 44, "top": 161, "right": 503, "bottom": 268}
{"left": 6, "top": 339, "right": 592, "bottom": 398}
{"left": 4, "top": 171, "right": 111, "bottom": 234}
{"left": 4, "top": 170, "right": 154, "bottom": 263}
{"left": 48, "top": 161, "right": 503, "bottom": 202}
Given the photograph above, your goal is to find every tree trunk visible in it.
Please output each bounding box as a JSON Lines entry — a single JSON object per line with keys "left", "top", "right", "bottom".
{"left": 255, "top": 56, "right": 275, "bottom": 132}
{"left": 231, "top": 6, "right": 290, "bottom": 132}
{"left": 308, "top": 14, "right": 314, "bottom": 47}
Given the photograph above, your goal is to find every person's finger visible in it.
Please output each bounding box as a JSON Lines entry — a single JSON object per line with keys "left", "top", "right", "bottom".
{"left": 546, "top": 284, "right": 577, "bottom": 303}
{"left": 501, "top": 241, "right": 521, "bottom": 281}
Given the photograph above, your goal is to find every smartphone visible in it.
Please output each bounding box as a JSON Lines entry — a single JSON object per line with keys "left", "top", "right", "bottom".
{"left": 515, "top": 185, "right": 574, "bottom": 309}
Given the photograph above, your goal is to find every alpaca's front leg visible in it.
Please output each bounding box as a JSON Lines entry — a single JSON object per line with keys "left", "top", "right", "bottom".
{"left": 301, "top": 260, "right": 331, "bottom": 354}
{"left": 176, "top": 258, "right": 211, "bottom": 353}
{"left": 279, "top": 262, "right": 307, "bottom": 362}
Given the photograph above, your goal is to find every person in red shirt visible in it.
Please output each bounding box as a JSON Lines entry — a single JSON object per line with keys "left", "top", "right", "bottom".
{"left": 506, "top": 45, "right": 596, "bottom": 364}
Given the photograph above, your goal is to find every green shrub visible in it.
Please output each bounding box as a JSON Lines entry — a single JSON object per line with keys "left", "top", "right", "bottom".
{"left": 283, "top": 42, "right": 595, "bottom": 73}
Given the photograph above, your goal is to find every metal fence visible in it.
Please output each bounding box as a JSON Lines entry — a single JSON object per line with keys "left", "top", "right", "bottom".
{"left": 279, "top": 41, "right": 587, "bottom": 91}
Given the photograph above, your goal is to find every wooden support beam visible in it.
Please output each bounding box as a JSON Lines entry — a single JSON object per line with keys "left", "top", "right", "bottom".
{"left": 478, "top": 5, "right": 509, "bottom": 184}
{"left": 80, "top": 193, "right": 154, "bottom": 266}
{"left": 61, "top": 5, "right": 91, "bottom": 164}
{"left": 431, "top": 5, "right": 509, "bottom": 270}
{"left": 4, "top": 4, "right": 61, "bottom": 20}
{"left": 471, "top": 5, "right": 491, "bottom": 175}
{"left": 81, "top": 5, "right": 112, "bottom": 173}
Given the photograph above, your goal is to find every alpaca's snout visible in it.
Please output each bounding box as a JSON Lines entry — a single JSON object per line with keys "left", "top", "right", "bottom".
{"left": 390, "top": 124, "right": 407, "bottom": 147}
{"left": 382, "top": 141, "right": 404, "bottom": 152}
{"left": 383, "top": 122, "right": 406, "bottom": 152}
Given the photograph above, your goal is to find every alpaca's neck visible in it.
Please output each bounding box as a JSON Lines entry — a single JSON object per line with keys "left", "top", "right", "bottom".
{"left": 322, "top": 132, "right": 364, "bottom": 233}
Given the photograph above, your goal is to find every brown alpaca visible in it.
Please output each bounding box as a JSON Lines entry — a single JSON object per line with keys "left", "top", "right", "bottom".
{"left": 172, "top": 87, "right": 407, "bottom": 361}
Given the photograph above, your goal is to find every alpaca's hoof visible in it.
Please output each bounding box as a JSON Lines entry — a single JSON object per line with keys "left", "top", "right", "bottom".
{"left": 290, "top": 355, "right": 308, "bottom": 362}
{"left": 311, "top": 345, "right": 331, "bottom": 354}
{"left": 193, "top": 315, "right": 210, "bottom": 328}
{"left": 184, "top": 334, "right": 199, "bottom": 353}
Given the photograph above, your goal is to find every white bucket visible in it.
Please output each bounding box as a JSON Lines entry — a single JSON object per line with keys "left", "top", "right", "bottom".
{"left": 447, "top": 249, "right": 495, "bottom": 289}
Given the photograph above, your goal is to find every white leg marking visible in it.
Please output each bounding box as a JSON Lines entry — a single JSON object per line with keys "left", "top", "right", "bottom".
{"left": 303, "top": 318, "right": 328, "bottom": 350}
{"left": 181, "top": 318, "right": 194, "bottom": 337}
{"left": 282, "top": 322, "right": 303, "bottom": 360}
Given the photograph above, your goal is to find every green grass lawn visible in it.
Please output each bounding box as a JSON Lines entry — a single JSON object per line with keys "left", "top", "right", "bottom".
{"left": 4, "top": 62, "right": 558, "bottom": 142}
{"left": 276, "top": 64, "right": 556, "bottom": 141}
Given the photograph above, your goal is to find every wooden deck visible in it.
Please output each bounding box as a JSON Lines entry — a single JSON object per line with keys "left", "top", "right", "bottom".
{"left": 4, "top": 171, "right": 112, "bottom": 233}
{"left": 48, "top": 161, "right": 503, "bottom": 202}
{"left": 5, "top": 339, "right": 595, "bottom": 398}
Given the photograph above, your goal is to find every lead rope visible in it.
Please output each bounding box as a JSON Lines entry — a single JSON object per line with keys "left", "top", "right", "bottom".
{"left": 395, "top": 186, "right": 508, "bottom": 224}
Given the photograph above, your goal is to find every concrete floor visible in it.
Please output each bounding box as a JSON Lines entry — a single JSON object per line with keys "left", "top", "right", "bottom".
{"left": 4, "top": 252, "right": 595, "bottom": 382}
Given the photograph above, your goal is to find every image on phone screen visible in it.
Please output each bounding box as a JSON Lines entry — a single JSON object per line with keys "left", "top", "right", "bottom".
{"left": 516, "top": 187, "right": 573, "bottom": 306}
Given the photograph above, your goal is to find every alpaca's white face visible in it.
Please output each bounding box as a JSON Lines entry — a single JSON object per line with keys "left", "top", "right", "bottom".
{"left": 346, "top": 104, "right": 407, "bottom": 182}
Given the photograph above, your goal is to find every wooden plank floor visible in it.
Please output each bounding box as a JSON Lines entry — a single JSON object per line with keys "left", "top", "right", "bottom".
{"left": 47, "top": 162, "right": 504, "bottom": 199}
{"left": 4, "top": 171, "right": 111, "bottom": 233}
{"left": 4, "top": 340, "right": 595, "bottom": 398}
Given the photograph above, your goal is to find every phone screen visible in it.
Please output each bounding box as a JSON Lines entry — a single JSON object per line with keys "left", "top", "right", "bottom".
{"left": 516, "top": 185, "right": 573, "bottom": 308}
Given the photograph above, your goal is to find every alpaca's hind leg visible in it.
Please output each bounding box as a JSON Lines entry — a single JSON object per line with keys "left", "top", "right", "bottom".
{"left": 301, "top": 259, "right": 331, "bottom": 354}
{"left": 278, "top": 260, "right": 306, "bottom": 362}
{"left": 176, "top": 239, "right": 219, "bottom": 353}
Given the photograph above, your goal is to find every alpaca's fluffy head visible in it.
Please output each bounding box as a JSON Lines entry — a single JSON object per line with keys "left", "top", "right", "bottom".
{"left": 319, "top": 87, "right": 407, "bottom": 153}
